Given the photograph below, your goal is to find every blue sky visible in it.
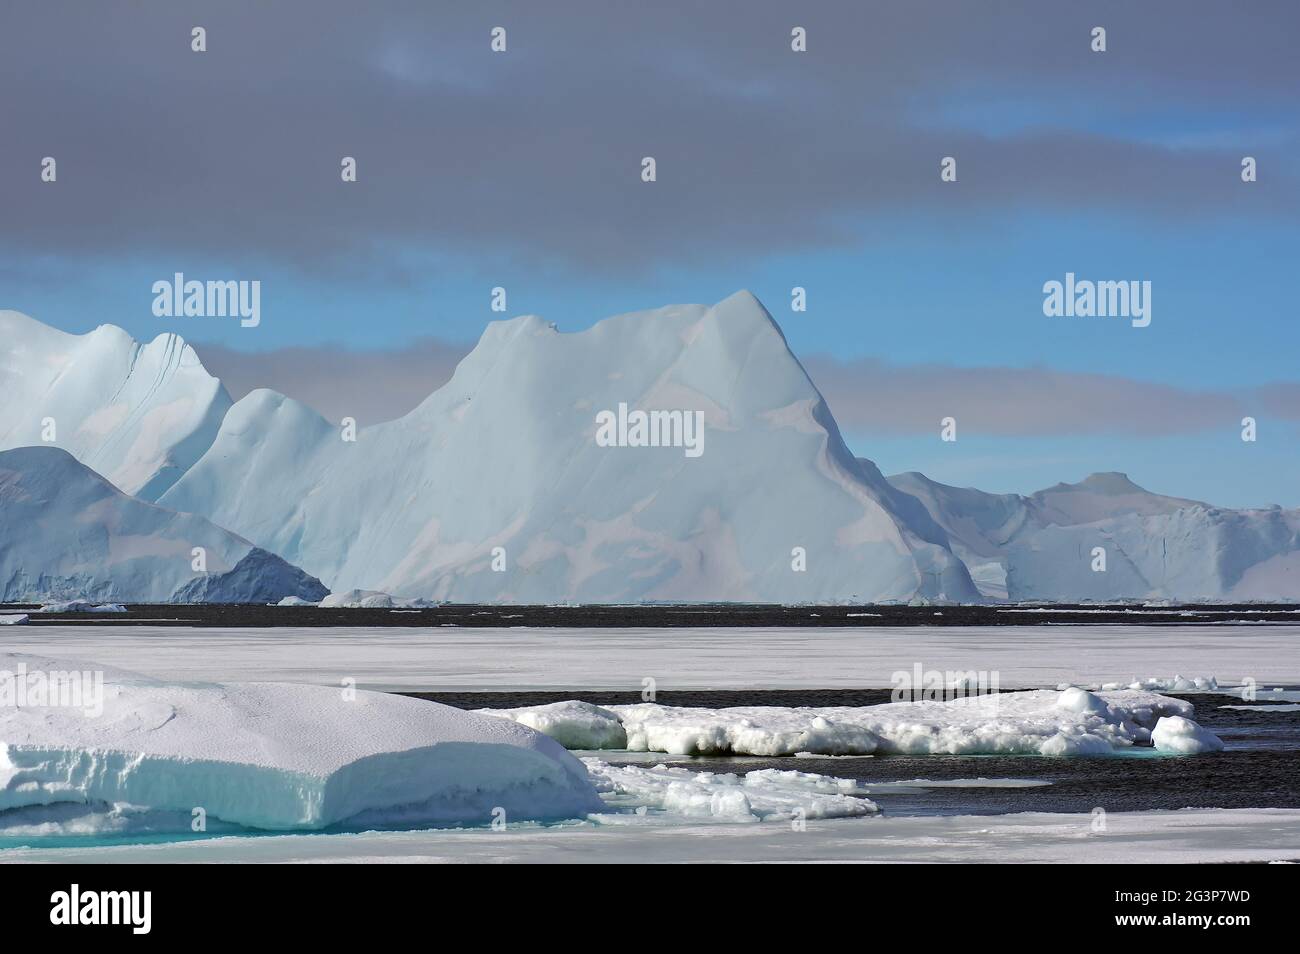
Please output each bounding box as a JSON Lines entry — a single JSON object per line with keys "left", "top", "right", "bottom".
{"left": 2, "top": 1, "right": 1296, "bottom": 506}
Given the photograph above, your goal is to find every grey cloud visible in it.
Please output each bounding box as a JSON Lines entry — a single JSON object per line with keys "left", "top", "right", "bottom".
{"left": 191, "top": 334, "right": 1294, "bottom": 437}
{"left": 803, "top": 356, "right": 1297, "bottom": 437}
{"left": 0, "top": 1, "right": 1295, "bottom": 276}
{"left": 198, "top": 338, "right": 470, "bottom": 424}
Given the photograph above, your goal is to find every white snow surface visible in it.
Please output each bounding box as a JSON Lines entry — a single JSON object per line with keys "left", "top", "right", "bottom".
{"left": 4, "top": 624, "right": 1295, "bottom": 690}
{"left": 0, "top": 310, "right": 231, "bottom": 500}
{"left": 5, "top": 808, "right": 1298, "bottom": 864}
{"left": 480, "top": 701, "right": 629, "bottom": 750}
{"left": 0, "top": 447, "right": 327, "bottom": 603}
{"left": 158, "top": 292, "right": 975, "bottom": 603}
{"left": 480, "top": 689, "right": 1211, "bottom": 757}
{"left": 1151, "top": 715, "right": 1227, "bottom": 754}
{"left": 0, "top": 653, "right": 601, "bottom": 831}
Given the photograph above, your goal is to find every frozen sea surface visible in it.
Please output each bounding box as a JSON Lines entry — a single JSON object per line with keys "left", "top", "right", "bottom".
{"left": 3, "top": 808, "right": 1298, "bottom": 864}
{"left": 2, "top": 624, "right": 1296, "bottom": 689}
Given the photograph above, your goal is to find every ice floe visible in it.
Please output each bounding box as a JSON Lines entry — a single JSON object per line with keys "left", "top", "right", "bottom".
{"left": 0, "top": 653, "right": 601, "bottom": 832}
{"left": 37, "top": 601, "right": 128, "bottom": 614}
{"left": 477, "top": 701, "right": 629, "bottom": 750}
{"left": 583, "top": 758, "right": 878, "bottom": 822}
{"left": 479, "top": 688, "right": 1217, "bottom": 757}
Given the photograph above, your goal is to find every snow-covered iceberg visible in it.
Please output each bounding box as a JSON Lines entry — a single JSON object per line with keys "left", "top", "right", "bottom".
{"left": 0, "top": 653, "right": 601, "bottom": 832}
{"left": 889, "top": 470, "right": 1300, "bottom": 601}
{"left": 158, "top": 292, "right": 976, "bottom": 603}
{"left": 0, "top": 310, "right": 231, "bottom": 500}
{"left": 0, "top": 446, "right": 327, "bottom": 604}
{"left": 480, "top": 688, "right": 1220, "bottom": 757}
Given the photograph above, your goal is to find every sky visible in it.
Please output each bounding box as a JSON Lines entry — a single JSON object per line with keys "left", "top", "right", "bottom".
{"left": 1, "top": 1, "right": 1297, "bottom": 506}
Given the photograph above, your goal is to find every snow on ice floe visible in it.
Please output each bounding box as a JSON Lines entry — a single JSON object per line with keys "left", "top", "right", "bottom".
{"left": 0, "top": 653, "right": 601, "bottom": 833}
{"left": 478, "top": 701, "right": 629, "bottom": 750}
{"left": 583, "top": 758, "right": 879, "bottom": 822}
{"left": 0, "top": 616, "right": 28, "bottom": 626}
{"left": 479, "top": 688, "right": 1219, "bottom": 757}
{"left": 1151, "top": 716, "right": 1227, "bottom": 754}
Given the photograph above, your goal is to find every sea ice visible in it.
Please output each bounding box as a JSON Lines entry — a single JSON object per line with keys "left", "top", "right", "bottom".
{"left": 0, "top": 653, "right": 601, "bottom": 832}
{"left": 1150, "top": 715, "right": 1227, "bottom": 754}
{"left": 583, "top": 758, "right": 878, "bottom": 822}
{"left": 478, "top": 701, "right": 629, "bottom": 750}
{"left": 37, "top": 601, "right": 128, "bottom": 614}
{"left": 318, "top": 590, "right": 395, "bottom": 608}
{"left": 480, "top": 688, "right": 1218, "bottom": 757}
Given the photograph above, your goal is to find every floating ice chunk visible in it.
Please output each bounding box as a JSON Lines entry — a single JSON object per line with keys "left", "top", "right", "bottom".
{"left": 1126, "top": 675, "right": 1219, "bottom": 692}
{"left": 0, "top": 653, "right": 601, "bottom": 832}
{"left": 621, "top": 691, "right": 1191, "bottom": 757}
{"left": 276, "top": 596, "right": 317, "bottom": 607}
{"left": 584, "top": 758, "right": 878, "bottom": 822}
{"left": 1150, "top": 716, "right": 1225, "bottom": 754}
{"left": 475, "top": 689, "right": 1198, "bottom": 758}
{"left": 477, "top": 701, "right": 628, "bottom": 750}
{"left": 614, "top": 705, "right": 881, "bottom": 757}
{"left": 0, "top": 615, "right": 28, "bottom": 625}
{"left": 37, "top": 601, "right": 127, "bottom": 614}
{"left": 319, "top": 589, "right": 394, "bottom": 608}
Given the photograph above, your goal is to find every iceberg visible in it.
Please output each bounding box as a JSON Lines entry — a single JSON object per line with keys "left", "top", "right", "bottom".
{"left": 158, "top": 292, "right": 976, "bottom": 603}
{"left": 0, "top": 310, "right": 230, "bottom": 500}
{"left": 0, "top": 446, "right": 327, "bottom": 604}
{"left": 888, "top": 470, "right": 1300, "bottom": 601}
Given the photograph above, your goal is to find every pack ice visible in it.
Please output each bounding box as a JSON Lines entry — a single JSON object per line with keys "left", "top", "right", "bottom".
{"left": 479, "top": 687, "right": 1224, "bottom": 756}
{"left": 0, "top": 446, "right": 326, "bottom": 603}
{"left": 0, "top": 653, "right": 602, "bottom": 832}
